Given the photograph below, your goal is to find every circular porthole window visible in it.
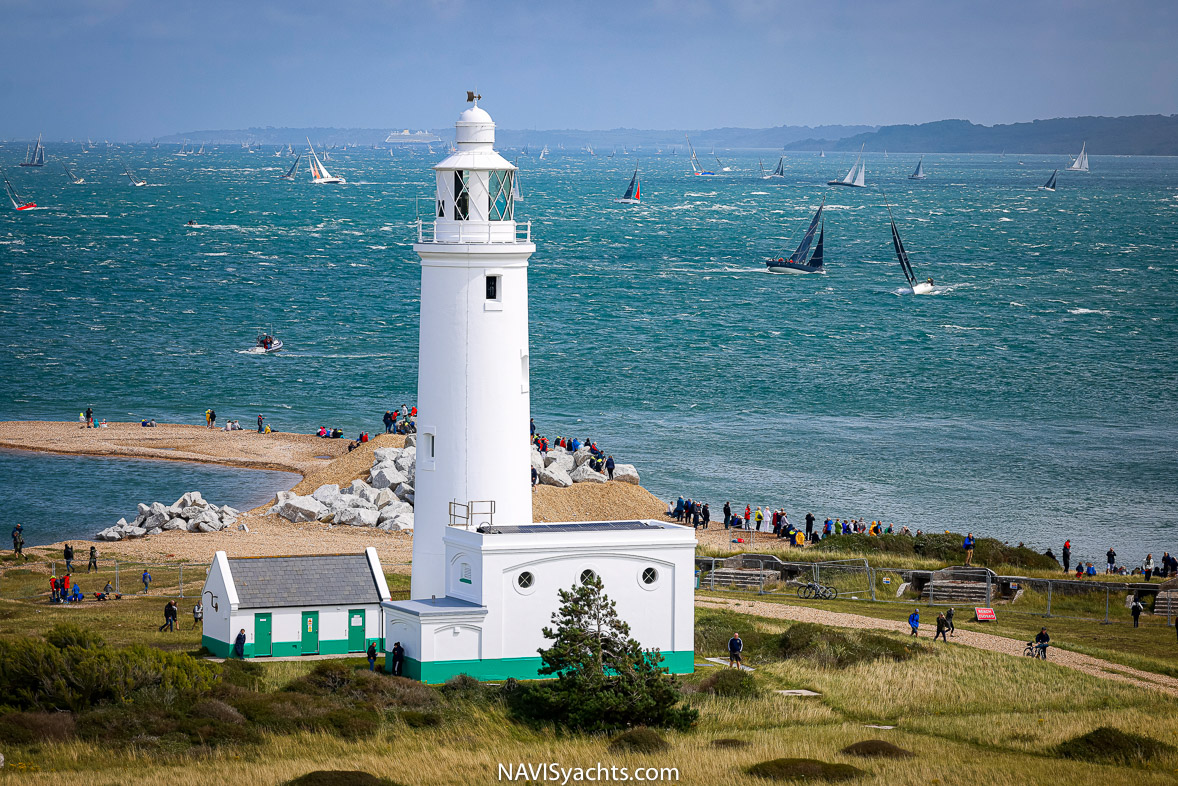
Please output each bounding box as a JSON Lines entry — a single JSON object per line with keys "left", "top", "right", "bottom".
{"left": 517, "top": 571, "right": 534, "bottom": 589}
{"left": 579, "top": 569, "right": 598, "bottom": 585}
{"left": 642, "top": 567, "right": 658, "bottom": 585}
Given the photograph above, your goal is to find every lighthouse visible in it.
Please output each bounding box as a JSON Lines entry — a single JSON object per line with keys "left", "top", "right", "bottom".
{"left": 410, "top": 97, "right": 535, "bottom": 600}
{"left": 383, "top": 97, "right": 696, "bottom": 684}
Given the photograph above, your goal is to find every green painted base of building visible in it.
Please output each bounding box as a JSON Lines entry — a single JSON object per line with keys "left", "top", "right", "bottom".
{"left": 386, "top": 650, "right": 696, "bottom": 684}
{"left": 203, "top": 634, "right": 380, "bottom": 659}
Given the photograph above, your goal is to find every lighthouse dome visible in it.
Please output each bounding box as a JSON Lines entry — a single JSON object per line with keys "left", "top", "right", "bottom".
{"left": 455, "top": 104, "right": 495, "bottom": 147}
{"left": 458, "top": 105, "right": 493, "bottom": 124}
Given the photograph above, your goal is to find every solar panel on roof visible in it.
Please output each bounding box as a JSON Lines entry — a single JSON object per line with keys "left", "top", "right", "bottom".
{"left": 479, "top": 521, "right": 657, "bottom": 534}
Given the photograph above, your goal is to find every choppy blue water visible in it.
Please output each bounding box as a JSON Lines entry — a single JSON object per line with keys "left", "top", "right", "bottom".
{"left": 1, "top": 146, "right": 1176, "bottom": 563}
{"left": 0, "top": 449, "right": 298, "bottom": 546}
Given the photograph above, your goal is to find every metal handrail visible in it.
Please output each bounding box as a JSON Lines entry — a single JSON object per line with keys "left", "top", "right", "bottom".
{"left": 417, "top": 219, "right": 531, "bottom": 244}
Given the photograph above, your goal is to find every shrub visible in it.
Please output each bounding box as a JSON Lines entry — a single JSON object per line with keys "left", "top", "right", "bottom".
{"left": 225, "top": 689, "right": 339, "bottom": 734}
{"left": 220, "top": 658, "right": 265, "bottom": 690}
{"left": 0, "top": 638, "right": 220, "bottom": 712}
{"left": 322, "top": 707, "right": 381, "bottom": 740}
{"left": 697, "top": 669, "right": 758, "bottom": 697}
{"left": 746, "top": 758, "right": 867, "bottom": 782}
{"left": 778, "top": 623, "right": 924, "bottom": 668}
{"left": 190, "top": 699, "right": 245, "bottom": 725}
{"left": 711, "top": 738, "right": 749, "bottom": 749}
{"left": 282, "top": 772, "right": 404, "bottom": 786}
{"left": 400, "top": 710, "right": 442, "bottom": 728}
{"left": 441, "top": 673, "right": 487, "bottom": 702}
{"left": 44, "top": 623, "right": 105, "bottom": 650}
{"left": 608, "top": 727, "right": 670, "bottom": 753}
{"left": 287, "top": 666, "right": 435, "bottom": 709}
{"left": 1053, "top": 727, "right": 1174, "bottom": 765}
{"left": 0, "top": 711, "right": 76, "bottom": 744}
{"left": 813, "top": 532, "right": 1057, "bottom": 570}
{"left": 841, "top": 740, "right": 914, "bottom": 758}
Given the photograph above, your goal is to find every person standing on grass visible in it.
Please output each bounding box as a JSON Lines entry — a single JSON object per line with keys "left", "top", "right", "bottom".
{"left": 87, "top": 545, "right": 98, "bottom": 573}
{"left": 63, "top": 543, "right": 74, "bottom": 573}
{"left": 193, "top": 601, "right": 204, "bottom": 629}
{"left": 934, "top": 613, "right": 949, "bottom": 642}
{"left": 367, "top": 641, "right": 378, "bottom": 671}
{"left": 234, "top": 629, "right": 247, "bottom": 658}
{"left": 391, "top": 641, "right": 405, "bottom": 676}
{"left": 908, "top": 608, "right": 920, "bottom": 636}
{"left": 141, "top": 569, "right": 152, "bottom": 593}
{"left": 1143, "top": 554, "right": 1155, "bottom": 582}
{"left": 1106, "top": 547, "right": 1117, "bottom": 574}
{"left": 1062, "top": 540, "right": 1071, "bottom": 574}
{"left": 946, "top": 607, "right": 956, "bottom": 637}
{"left": 805, "top": 512, "right": 815, "bottom": 540}
{"left": 1130, "top": 597, "right": 1144, "bottom": 628}
{"left": 159, "top": 600, "right": 178, "bottom": 632}
{"left": 49, "top": 576, "right": 59, "bottom": 603}
{"left": 11, "top": 523, "right": 24, "bottom": 558}
{"left": 728, "top": 632, "right": 743, "bottom": 668}
{"left": 962, "top": 533, "right": 975, "bottom": 567}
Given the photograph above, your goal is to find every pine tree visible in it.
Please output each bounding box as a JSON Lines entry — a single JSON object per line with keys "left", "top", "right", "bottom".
{"left": 507, "top": 573, "right": 698, "bottom": 732}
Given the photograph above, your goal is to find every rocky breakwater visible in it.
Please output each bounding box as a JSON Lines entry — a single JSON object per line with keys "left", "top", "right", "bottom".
{"left": 532, "top": 444, "right": 640, "bottom": 488}
{"left": 270, "top": 442, "right": 416, "bottom": 532}
{"left": 95, "top": 492, "right": 242, "bottom": 541}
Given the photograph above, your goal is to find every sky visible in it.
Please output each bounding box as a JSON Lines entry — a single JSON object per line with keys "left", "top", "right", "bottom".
{"left": 1, "top": 0, "right": 1176, "bottom": 140}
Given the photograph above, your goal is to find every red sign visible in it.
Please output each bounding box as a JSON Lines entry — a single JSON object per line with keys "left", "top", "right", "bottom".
{"left": 975, "top": 607, "right": 997, "bottom": 622}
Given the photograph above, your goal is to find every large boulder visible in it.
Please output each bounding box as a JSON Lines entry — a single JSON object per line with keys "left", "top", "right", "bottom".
{"left": 531, "top": 449, "right": 545, "bottom": 473}
{"left": 373, "top": 447, "right": 402, "bottom": 464}
{"left": 379, "top": 511, "right": 415, "bottom": 531}
{"left": 569, "top": 464, "right": 608, "bottom": 484}
{"left": 572, "top": 448, "right": 594, "bottom": 468}
{"left": 179, "top": 505, "right": 206, "bottom": 520}
{"left": 311, "top": 484, "right": 341, "bottom": 505}
{"left": 404, "top": 435, "right": 416, "bottom": 448}
{"left": 540, "top": 465, "right": 573, "bottom": 488}
{"left": 274, "top": 495, "right": 326, "bottom": 523}
{"left": 611, "top": 463, "right": 640, "bottom": 485}
{"left": 220, "top": 505, "right": 240, "bottom": 519}
{"left": 162, "top": 517, "right": 187, "bottom": 531}
{"left": 337, "top": 507, "right": 380, "bottom": 527}
{"left": 394, "top": 483, "right": 415, "bottom": 503}
{"left": 175, "top": 491, "right": 206, "bottom": 509}
{"left": 370, "top": 465, "right": 408, "bottom": 490}
{"left": 373, "top": 488, "right": 398, "bottom": 509}
{"left": 126, "top": 526, "right": 148, "bottom": 538}
{"left": 273, "top": 490, "right": 297, "bottom": 506}
{"left": 544, "top": 452, "right": 574, "bottom": 473}
{"left": 356, "top": 485, "right": 383, "bottom": 505}
{"left": 344, "top": 478, "right": 373, "bottom": 496}
{"left": 377, "top": 501, "right": 413, "bottom": 524}
{"left": 144, "top": 511, "right": 170, "bottom": 530}
{"left": 393, "top": 448, "right": 416, "bottom": 474}
{"left": 96, "top": 527, "right": 123, "bottom": 541}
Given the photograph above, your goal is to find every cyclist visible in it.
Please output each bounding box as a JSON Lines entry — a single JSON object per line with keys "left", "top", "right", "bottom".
{"left": 1033, "top": 628, "right": 1050, "bottom": 659}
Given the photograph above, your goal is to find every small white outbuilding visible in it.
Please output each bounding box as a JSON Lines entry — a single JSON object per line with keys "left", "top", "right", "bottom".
{"left": 202, "top": 548, "right": 390, "bottom": 658}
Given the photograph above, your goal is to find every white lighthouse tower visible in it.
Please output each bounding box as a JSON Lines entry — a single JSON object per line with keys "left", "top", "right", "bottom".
{"left": 383, "top": 97, "right": 696, "bottom": 684}
{"left": 410, "top": 97, "right": 534, "bottom": 600}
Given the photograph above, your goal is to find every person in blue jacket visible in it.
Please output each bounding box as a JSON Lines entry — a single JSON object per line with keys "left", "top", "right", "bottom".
{"left": 963, "top": 533, "right": 976, "bottom": 567}
{"left": 908, "top": 608, "right": 920, "bottom": 636}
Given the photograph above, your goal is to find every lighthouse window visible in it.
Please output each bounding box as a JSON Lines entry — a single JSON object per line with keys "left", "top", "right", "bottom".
{"left": 642, "top": 567, "right": 659, "bottom": 585}
{"left": 517, "top": 571, "right": 534, "bottom": 589}
{"left": 579, "top": 569, "right": 598, "bottom": 586}
{"left": 485, "top": 274, "right": 500, "bottom": 300}
{"left": 453, "top": 170, "right": 470, "bottom": 220}
{"left": 488, "top": 170, "right": 514, "bottom": 221}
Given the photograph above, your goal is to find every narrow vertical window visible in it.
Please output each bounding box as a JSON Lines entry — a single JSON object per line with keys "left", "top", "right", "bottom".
{"left": 486, "top": 274, "right": 500, "bottom": 300}
{"left": 426, "top": 433, "right": 435, "bottom": 459}
{"left": 453, "top": 170, "right": 469, "bottom": 220}
{"left": 520, "top": 351, "right": 530, "bottom": 393}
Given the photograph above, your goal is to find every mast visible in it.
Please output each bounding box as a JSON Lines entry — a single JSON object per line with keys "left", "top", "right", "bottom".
{"left": 883, "top": 194, "right": 917, "bottom": 288}
{"left": 809, "top": 223, "right": 825, "bottom": 269}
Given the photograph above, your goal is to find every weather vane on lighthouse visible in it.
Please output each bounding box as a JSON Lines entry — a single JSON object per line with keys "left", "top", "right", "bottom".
{"left": 466, "top": 90, "right": 482, "bottom": 104}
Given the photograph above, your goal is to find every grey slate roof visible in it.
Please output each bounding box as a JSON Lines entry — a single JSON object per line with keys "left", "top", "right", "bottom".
{"left": 228, "top": 553, "right": 381, "bottom": 609}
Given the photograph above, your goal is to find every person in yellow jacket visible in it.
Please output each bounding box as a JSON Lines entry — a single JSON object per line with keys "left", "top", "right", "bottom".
{"left": 753, "top": 507, "right": 764, "bottom": 531}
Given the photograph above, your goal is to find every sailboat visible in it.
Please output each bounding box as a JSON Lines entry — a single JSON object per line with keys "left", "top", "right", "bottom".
{"left": 819, "top": 150, "right": 825, "bottom": 158}
{"left": 908, "top": 156, "right": 927, "bottom": 180}
{"left": 175, "top": 140, "right": 190, "bottom": 157}
{"left": 539, "top": 144, "right": 548, "bottom": 160}
{"left": 121, "top": 159, "right": 147, "bottom": 186}
{"left": 61, "top": 161, "right": 85, "bottom": 184}
{"left": 828, "top": 146, "right": 866, "bottom": 187}
{"left": 766, "top": 197, "right": 826, "bottom": 274}
{"left": 1040, "top": 170, "right": 1058, "bottom": 191}
{"left": 20, "top": 134, "right": 46, "bottom": 167}
{"left": 1067, "top": 142, "right": 1089, "bottom": 172}
{"left": 614, "top": 165, "right": 641, "bottom": 204}
{"left": 3, "top": 173, "right": 36, "bottom": 210}
{"left": 195, "top": 143, "right": 205, "bottom": 156}
{"left": 884, "top": 195, "right": 933, "bottom": 294}
{"left": 280, "top": 154, "right": 302, "bottom": 180}
{"left": 685, "top": 136, "right": 714, "bottom": 176}
{"left": 306, "top": 138, "right": 345, "bottom": 184}
{"left": 714, "top": 152, "right": 732, "bottom": 172}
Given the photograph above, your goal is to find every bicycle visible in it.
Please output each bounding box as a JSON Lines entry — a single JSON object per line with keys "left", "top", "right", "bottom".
{"left": 796, "top": 581, "right": 837, "bottom": 600}
{"left": 1023, "top": 641, "right": 1047, "bottom": 659}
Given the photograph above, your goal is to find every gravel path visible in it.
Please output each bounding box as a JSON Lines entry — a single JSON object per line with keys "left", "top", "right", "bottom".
{"left": 698, "top": 597, "right": 1178, "bottom": 697}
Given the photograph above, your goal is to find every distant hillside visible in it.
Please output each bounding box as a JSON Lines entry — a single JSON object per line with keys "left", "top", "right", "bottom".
{"left": 789, "top": 115, "right": 1178, "bottom": 156}
{"left": 158, "top": 124, "right": 877, "bottom": 150}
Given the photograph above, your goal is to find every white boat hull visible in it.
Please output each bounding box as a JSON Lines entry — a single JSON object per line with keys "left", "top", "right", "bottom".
{"left": 614, "top": 198, "right": 641, "bottom": 204}
{"left": 911, "top": 282, "right": 934, "bottom": 295}
{"left": 313, "top": 177, "right": 346, "bottom": 184}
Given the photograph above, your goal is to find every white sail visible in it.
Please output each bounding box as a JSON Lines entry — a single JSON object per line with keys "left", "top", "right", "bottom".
{"left": 1067, "top": 142, "right": 1089, "bottom": 172}
{"left": 307, "top": 137, "right": 345, "bottom": 183}
{"left": 909, "top": 157, "right": 926, "bottom": 180}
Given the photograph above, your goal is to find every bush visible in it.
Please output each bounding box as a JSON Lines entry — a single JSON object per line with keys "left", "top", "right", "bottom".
{"left": 841, "top": 740, "right": 914, "bottom": 758}
{"left": 287, "top": 665, "right": 436, "bottom": 709}
{"left": 1053, "top": 727, "right": 1174, "bottom": 765}
{"left": 697, "top": 669, "right": 758, "bottom": 697}
{"left": 220, "top": 658, "right": 265, "bottom": 690}
{"left": 282, "top": 772, "right": 404, "bottom": 786}
{"left": 0, "top": 711, "right": 76, "bottom": 744}
{"left": 190, "top": 699, "right": 245, "bottom": 725}
{"left": 322, "top": 707, "right": 381, "bottom": 740}
{"left": 814, "top": 532, "right": 1057, "bottom": 570}
{"left": 609, "top": 727, "right": 670, "bottom": 753}
{"left": 695, "top": 610, "right": 775, "bottom": 662}
{"left": 441, "top": 673, "right": 487, "bottom": 702}
{"left": 400, "top": 710, "right": 442, "bottom": 728}
{"left": 44, "top": 623, "right": 105, "bottom": 650}
{"left": 0, "top": 638, "right": 220, "bottom": 712}
{"left": 225, "top": 688, "right": 339, "bottom": 734}
{"left": 746, "top": 758, "right": 866, "bottom": 781}
{"left": 778, "top": 623, "right": 924, "bottom": 669}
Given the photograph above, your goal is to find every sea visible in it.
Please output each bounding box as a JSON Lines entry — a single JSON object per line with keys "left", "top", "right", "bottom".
{"left": 1, "top": 145, "right": 1175, "bottom": 561}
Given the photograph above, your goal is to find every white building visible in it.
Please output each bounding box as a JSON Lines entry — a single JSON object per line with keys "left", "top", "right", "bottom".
{"left": 382, "top": 99, "right": 696, "bottom": 683}
{"left": 202, "top": 548, "right": 390, "bottom": 658}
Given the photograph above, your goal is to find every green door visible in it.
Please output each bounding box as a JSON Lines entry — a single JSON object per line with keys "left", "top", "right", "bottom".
{"left": 301, "top": 611, "right": 319, "bottom": 654}
{"left": 348, "top": 609, "right": 366, "bottom": 652}
{"left": 254, "top": 613, "right": 272, "bottom": 657}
